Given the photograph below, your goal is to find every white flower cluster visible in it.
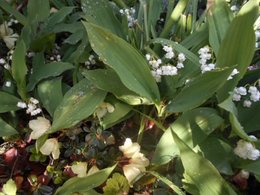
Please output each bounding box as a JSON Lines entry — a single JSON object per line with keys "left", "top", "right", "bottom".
{"left": 230, "top": 5, "right": 239, "bottom": 12}
{"left": 48, "top": 44, "right": 61, "bottom": 62}
{"left": 17, "top": 97, "right": 42, "bottom": 116}
{"left": 198, "top": 46, "right": 214, "bottom": 73}
{"left": 0, "top": 56, "right": 11, "bottom": 70}
{"left": 119, "top": 8, "right": 136, "bottom": 28}
{"left": 84, "top": 54, "right": 96, "bottom": 67}
{"left": 234, "top": 138, "right": 260, "bottom": 160}
{"left": 119, "top": 138, "right": 149, "bottom": 184}
{"left": 198, "top": 46, "right": 239, "bottom": 80}
{"left": 146, "top": 45, "right": 186, "bottom": 82}
{"left": 7, "top": 18, "right": 18, "bottom": 27}
{"left": 232, "top": 86, "right": 260, "bottom": 108}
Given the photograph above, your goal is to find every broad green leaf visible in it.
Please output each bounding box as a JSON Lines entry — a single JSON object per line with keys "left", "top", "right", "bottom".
{"left": 49, "top": 79, "right": 106, "bottom": 133}
{"left": 148, "top": 171, "right": 185, "bottom": 195}
{"left": 82, "top": 69, "right": 151, "bottom": 105}
{"left": 52, "top": 22, "right": 84, "bottom": 34}
{"left": 84, "top": 22, "right": 160, "bottom": 104}
{"left": 171, "top": 131, "right": 237, "bottom": 195}
{"left": 45, "top": 7, "right": 75, "bottom": 32}
{"left": 0, "top": 117, "right": 18, "bottom": 137}
{"left": 37, "top": 78, "right": 63, "bottom": 117}
{"left": 27, "top": 0, "right": 50, "bottom": 23}
{"left": 218, "top": 96, "right": 255, "bottom": 142}
{"left": 1, "top": 179, "right": 17, "bottom": 195}
{"left": 152, "top": 108, "right": 223, "bottom": 165}
{"left": 207, "top": 0, "right": 232, "bottom": 54}
{"left": 81, "top": 0, "right": 124, "bottom": 38}
{"left": 216, "top": 0, "right": 259, "bottom": 102}
{"left": 237, "top": 101, "right": 260, "bottom": 133}
{"left": 0, "top": 91, "right": 21, "bottom": 113}
{"left": 100, "top": 98, "right": 132, "bottom": 129}
{"left": 55, "top": 165, "right": 116, "bottom": 195}
{"left": 167, "top": 68, "right": 233, "bottom": 113}
{"left": 12, "top": 40, "right": 28, "bottom": 100}
{"left": 27, "top": 62, "right": 74, "bottom": 91}
{"left": 199, "top": 137, "right": 234, "bottom": 175}
{"left": 147, "top": 0, "right": 163, "bottom": 37}
{"left": 181, "top": 24, "right": 208, "bottom": 51}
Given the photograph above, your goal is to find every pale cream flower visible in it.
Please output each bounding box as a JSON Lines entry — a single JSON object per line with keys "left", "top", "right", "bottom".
{"left": 119, "top": 138, "right": 141, "bottom": 158}
{"left": 40, "top": 138, "right": 60, "bottom": 160}
{"left": 71, "top": 162, "right": 88, "bottom": 177}
{"left": 71, "top": 162, "right": 99, "bottom": 177}
{"left": 95, "top": 102, "right": 115, "bottom": 119}
{"left": 0, "top": 22, "right": 18, "bottom": 49}
{"left": 29, "top": 117, "right": 51, "bottom": 139}
{"left": 119, "top": 138, "right": 149, "bottom": 184}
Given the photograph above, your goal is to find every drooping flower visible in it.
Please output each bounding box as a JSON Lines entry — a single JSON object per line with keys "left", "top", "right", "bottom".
{"left": 71, "top": 162, "right": 88, "bottom": 177}
{"left": 95, "top": 102, "right": 115, "bottom": 119}
{"left": 71, "top": 162, "right": 99, "bottom": 177}
{"left": 119, "top": 138, "right": 149, "bottom": 184}
{"left": 29, "top": 117, "right": 50, "bottom": 139}
{"left": 40, "top": 138, "right": 60, "bottom": 160}
{"left": 0, "top": 22, "right": 18, "bottom": 49}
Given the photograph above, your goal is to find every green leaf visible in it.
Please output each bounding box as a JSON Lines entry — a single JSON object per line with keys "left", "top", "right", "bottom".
{"left": 0, "top": 91, "right": 21, "bottom": 113}
{"left": 0, "top": 0, "right": 27, "bottom": 25}
{"left": 83, "top": 22, "right": 160, "bottom": 104}
{"left": 0, "top": 117, "right": 18, "bottom": 137}
{"left": 199, "top": 137, "right": 234, "bottom": 175}
{"left": 167, "top": 68, "right": 233, "bottom": 113}
{"left": 49, "top": 79, "right": 106, "bottom": 133}
{"left": 147, "top": 0, "right": 163, "bottom": 37}
{"left": 27, "top": 62, "right": 74, "bottom": 91}
{"left": 81, "top": 0, "right": 124, "bottom": 38}
{"left": 37, "top": 78, "right": 63, "bottom": 117}
{"left": 207, "top": 0, "right": 232, "bottom": 54}
{"left": 82, "top": 69, "right": 151, "bottom": 105}
{"left": 55, "top": 165, "right": 116, "bottom": 195}
{"left": 148, "top": 171, "right": 185, "bottom": 195}
{"left": 171, "top": 131, "right": 237, "bottom": 195}
{"left": 216, "top": 0, "right": 259, "bottom": 102}
{"left": 11, "top": 40, "right": 28, "bottom": 100}
{"left": 152, "top": 108, "right": 223, "bottom": 165}
{"left": 218, "top": 96, "right": 255, "bottom": 142}
{"left": 100, "top": 98, "right": 132, "bottom": 129}
{"left": 237, "top": 101, "right": 260, "bottom": 133}
{"left": 45, "top": 7, "right": 75, "bottom": 32}
{"left": 238, "top": 160, "right": 260, "bottom": 175}
{"left": 1, "top": 179, "right": 17, "bottom": 195}
{"left": 103, "top": 173, "right": 130, "bottom": 195}
{"left": 27, "top": 0, "right": 50, "bottom": 23}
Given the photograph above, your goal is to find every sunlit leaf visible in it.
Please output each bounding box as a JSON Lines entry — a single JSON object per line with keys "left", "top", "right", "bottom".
{"left": 84, "top": 22, "right": 160, "bottom": 104}
{"left": 49, "top": 79, "right": 106, "bottom": 133}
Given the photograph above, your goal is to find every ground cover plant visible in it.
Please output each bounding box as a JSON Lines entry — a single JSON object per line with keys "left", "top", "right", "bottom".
{"left": 0, "top": 0, "right": 260, "bottom": 194}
